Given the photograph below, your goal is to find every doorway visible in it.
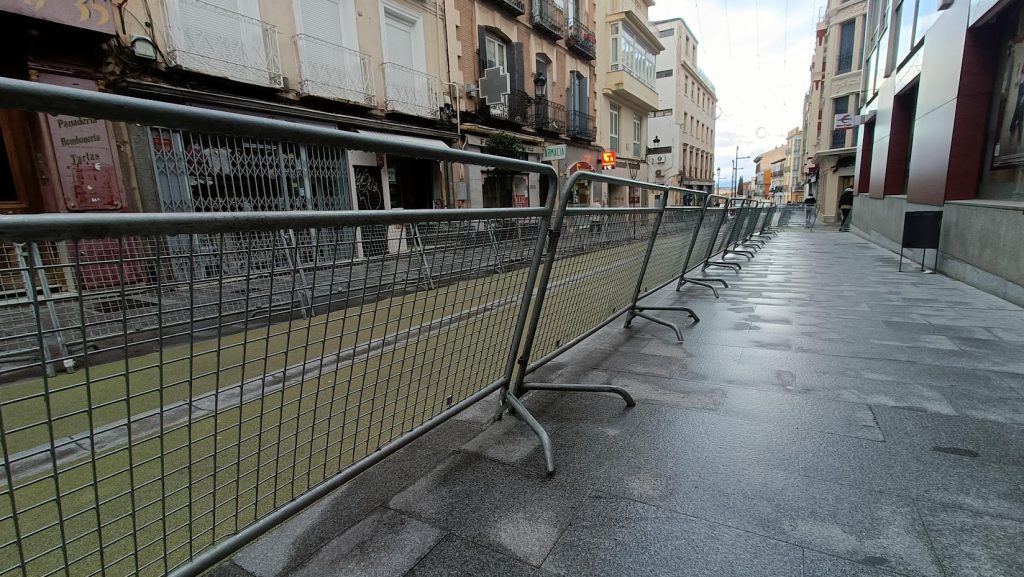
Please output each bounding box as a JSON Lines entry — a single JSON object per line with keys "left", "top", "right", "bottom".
{"left": 387, "top": 157, "right": 436, "bottom": 209}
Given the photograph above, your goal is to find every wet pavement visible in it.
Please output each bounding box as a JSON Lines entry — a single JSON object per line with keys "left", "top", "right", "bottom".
{"left": 214, "top": 228, "right": 1024, "bottom": 577}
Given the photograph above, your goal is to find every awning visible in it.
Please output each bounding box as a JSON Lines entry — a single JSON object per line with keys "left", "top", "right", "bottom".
{"left": 357, "top": 130, "right": 451, "bottom": 150}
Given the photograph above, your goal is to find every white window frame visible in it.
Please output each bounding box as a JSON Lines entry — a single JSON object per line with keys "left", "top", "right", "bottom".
{"left": 484, "top": 35, "right": 508, "bottom": 70}
{"left": 294, "top": 0, "right": 359, "bottom": 50}
{"left": 632, "top": 112, "right": 641, "bottom": 157}
{"left": 609, "top": 103, "right": 620, "bottom": 153}
{"left": 380, "top": 0, "right": 427, "bottom": 73}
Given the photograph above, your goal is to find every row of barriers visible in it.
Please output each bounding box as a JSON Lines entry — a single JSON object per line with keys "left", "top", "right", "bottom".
{"left": 0, "top": 77, "right": 781, "bottom": 577}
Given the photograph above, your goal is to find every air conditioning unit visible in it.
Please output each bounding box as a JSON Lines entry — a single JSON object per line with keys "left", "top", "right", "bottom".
{"left": 652, "top": 154, "right": 666, "bottom": 164}
{"left": 655, "top": 169, "right": 663, "bottom": 177}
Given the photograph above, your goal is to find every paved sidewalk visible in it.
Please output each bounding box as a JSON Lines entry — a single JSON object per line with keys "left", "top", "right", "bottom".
{"left": 215, "top": 229, "right": 1024, "bottom": 577}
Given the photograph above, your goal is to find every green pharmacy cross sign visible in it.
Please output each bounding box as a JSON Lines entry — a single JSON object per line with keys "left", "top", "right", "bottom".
{"left": 479, "top": 66, "right": 511, "bottom": 106}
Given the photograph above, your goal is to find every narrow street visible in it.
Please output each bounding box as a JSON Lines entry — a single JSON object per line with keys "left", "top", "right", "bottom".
{"left": 214, "top": 228, "right": 1024, "bottom": 577}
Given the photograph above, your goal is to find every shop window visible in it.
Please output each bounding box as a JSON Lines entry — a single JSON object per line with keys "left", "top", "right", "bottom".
{"left": 979, "top": 5, "right": 1024, "bottom": 201}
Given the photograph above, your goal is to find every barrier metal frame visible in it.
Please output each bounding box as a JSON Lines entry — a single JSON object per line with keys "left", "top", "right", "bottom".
{"left": 0, "top": 76, "right": 787, "bottom": 577}
{"left": 676, "top": 193, "right": 733, "bottom": 297}
{"left": 0, "top": 76, "right": 564, "bottom": 577}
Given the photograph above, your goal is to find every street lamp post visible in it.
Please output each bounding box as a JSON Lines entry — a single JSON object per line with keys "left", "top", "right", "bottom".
{"left": 732, "top": 146, "right": 750, "bottom": 197}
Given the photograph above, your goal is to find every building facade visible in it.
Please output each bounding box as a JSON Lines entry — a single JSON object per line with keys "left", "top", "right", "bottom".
{"left": 801, "top": 0, "right": 868, "bottom": 222}
{"left": 752, "top": 144, "right": 786, "bottom": 201}
{"left": 851, "top": 0, "right": 1024, "bottom": 305}
{"left": 595, "top": 0, "right": 662, "bottom": 207}
{"left": 649, "top": 17, "right": 717, "bottom": 199}
{"left": 448, "top": 0, "right": 602, "bottom": 208}
{"left": 784, "top": 127, "right": 804, "bottom": 203}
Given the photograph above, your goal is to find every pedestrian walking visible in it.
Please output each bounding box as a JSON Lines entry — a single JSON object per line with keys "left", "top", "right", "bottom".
{"left": 803, "top": 194, "right": 817, "bottom": 228}
{"left": 838, "top": 188, "right": 854, "bottom": 232}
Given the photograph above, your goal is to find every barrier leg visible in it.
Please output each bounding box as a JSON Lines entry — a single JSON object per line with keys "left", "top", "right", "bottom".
{"left": 676, "top": 277, "right": 727, "bottom": 298}
{"left": 725, "top": 249, "right": 754, "bottom": 260}
{"left": 623, "top": 307, "right": 698, "bottom": 342}
{"left": 504, "top": 392, "right": 555, "bottom": 474}
{"left": 521, "top": 382, "right": 636, "bottom": 408}
{"left": 705, "top": 260, "right": 741, "bottom": 271}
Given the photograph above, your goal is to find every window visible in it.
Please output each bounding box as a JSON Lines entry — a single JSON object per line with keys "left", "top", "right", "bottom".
{"left": 632, "top": 113, "right": 642, "bottom": 157}
{"left": 915, "top": 0, "right": 942, "bottom": 42}
{"left": 683, "top": 112, "right": 688, "bottom": 133}
{"left": 658, "top": 28, "right": 672, "bottom": 38}
{"left": 831, "top": 95, "right": 850, "bottom": 149}
{"left": 836, "top": 19, "right": 856, "bottom": 74}
{"left": 893, "top": 0, "right": 914, "bottom": 68}
{"left": 484, "top": 35, "right": 507, "bottom": 70}
{"left": 609, "top": 103, "right": 620, "bottom": 152}
{"left": 656, "top": 70, "right": 673, "bottom": 78}
{"left": 610, "top": 22, "right": 656, "bottom": 88}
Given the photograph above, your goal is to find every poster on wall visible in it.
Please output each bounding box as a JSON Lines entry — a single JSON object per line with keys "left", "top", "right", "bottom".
{"left": 992, "top": 8, "right": 1024, "bottom": 167}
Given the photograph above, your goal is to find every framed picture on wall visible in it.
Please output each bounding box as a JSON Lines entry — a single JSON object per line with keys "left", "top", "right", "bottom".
{"left": 992, "top": 8, "right": 1024, "bottom": 167}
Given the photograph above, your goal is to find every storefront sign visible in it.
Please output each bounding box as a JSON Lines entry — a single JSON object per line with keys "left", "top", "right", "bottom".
{"left": 1, "top": 0, "right": 115, "bottom": 34}
{"left": 600, "top": 150, "right": 617, "bottom": 169}
{"left": 40, "top": 73, "right": 123, "bottom": 210}
{"left": 513, "top": 194, "right": 529, "bottom": 208}
{"left": 542, "top": 144, "right": 567, "bottom": 161}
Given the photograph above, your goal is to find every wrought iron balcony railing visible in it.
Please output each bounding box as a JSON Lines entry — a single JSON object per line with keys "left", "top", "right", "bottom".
{"left": 164, "top": 0, "right": 283, "bottom": 88}
{"left": 479, "top": 89, "right": 531, "bottom": 126}
{"left": 382, "top": 62, "right": 442, "bottom": 119}
{"left": 567, "top": 109, "right": 596, "bottom": 141}
{"left": 531, "top": 0, "right": 566, "bottom": 39}
{"left": 484, "top": 0, "right": 526, "bottom": 17}
{"left": 294, "top": 34, "right": 375, "bottom": 106}
{"left": 567, "top": 18, "right": 597, "bottom": 60}
{"left": 530, "top": 97, "right": 566, "bottom": 134}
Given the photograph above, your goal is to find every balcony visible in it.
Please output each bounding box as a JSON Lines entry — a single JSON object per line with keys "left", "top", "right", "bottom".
{"left": 530, "top": 97, "right": 567, "bottom": 134}
{"left": 567, "top": 19, "right": 597, "bottom": 60}
{"left": 567, "top": 109, "right": 596, "bottom": 141}
{"left": 382, "top": 62, "right": 442, "bottom": 119}
{"left": 477, "top": 89, "right": 531, "bottom": 126}
{"left": 531, "top": 0, "right": 565, "bottom": 39}
{"left": 484, "top": 0, "right": 526, "bottom": 17}
{"left": 606, "top": 69, "right": 659, "bottom": 112}
{"left": 164, "top": 0, "right": 282, "bottom": 88}
{"left": 294, "top": 35, "right": 374, "bottom": 106}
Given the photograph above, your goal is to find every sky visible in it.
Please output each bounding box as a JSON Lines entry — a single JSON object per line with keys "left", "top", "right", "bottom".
{"left": 648, "top": 0, "right": 819, "bottom": 189}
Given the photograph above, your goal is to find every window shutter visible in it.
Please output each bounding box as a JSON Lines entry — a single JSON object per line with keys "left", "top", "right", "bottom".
{"left": 509, "top": 43, "right": 525, "bottom": 94}
{"left": 478, "top": 27, "right": 488, "bottom": 76}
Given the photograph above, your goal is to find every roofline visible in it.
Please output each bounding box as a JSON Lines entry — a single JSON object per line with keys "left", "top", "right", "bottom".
{"left": 651, "top": 17, "right": 699, "bottom": 44}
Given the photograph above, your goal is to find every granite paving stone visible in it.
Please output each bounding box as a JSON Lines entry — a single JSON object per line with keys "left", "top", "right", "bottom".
{"left": 540, "top": 492, "right": 804, "bottom": 577}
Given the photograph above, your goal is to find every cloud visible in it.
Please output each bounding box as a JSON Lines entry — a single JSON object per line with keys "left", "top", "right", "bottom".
{"left": 649, "top": 0, "right": 818, "bottom": 184}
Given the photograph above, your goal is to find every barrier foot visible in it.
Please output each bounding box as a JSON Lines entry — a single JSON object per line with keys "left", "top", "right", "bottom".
{"left": 726, "top": 250, "right": 754, "bottom": 260}
{"left": 677, "top": 277, "right": 728, "bottom": 298}
{"left": 522, "top": 382, "right": 636, "bottom": 408}
{"left": 705, "top": 261, "right": 741, "bottom": 271}
{"left": 505, "top": 391, "right": 555, "bottom": 475}
{"left": 624, "top": 308, "right": 698, "bottom": 342}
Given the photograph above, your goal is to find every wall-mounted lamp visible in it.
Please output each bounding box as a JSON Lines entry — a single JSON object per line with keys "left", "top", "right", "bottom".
{"left": 376, "top": 153, "right": 386, "bottom": 169}
{"left": 130, "top": 35, "right": 157, "bottom": 60}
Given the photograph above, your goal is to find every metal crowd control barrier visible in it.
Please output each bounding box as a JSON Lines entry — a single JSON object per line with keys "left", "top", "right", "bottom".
{"left": 0, "top": 77, "right": 566, "bottom": 577}
{"left": 677, "top": 194, "right": 732, "bottom": 297}
{"left": 0, "top": 76, "right": 788, "bottom": 577}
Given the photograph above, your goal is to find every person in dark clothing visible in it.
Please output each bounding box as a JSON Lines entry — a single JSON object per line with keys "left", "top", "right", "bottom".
{"left": 803, "top": 195, "right": 817, "bottom": 227}
{"left": 838, "top": 188, "right": 854, "bottom": 231}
